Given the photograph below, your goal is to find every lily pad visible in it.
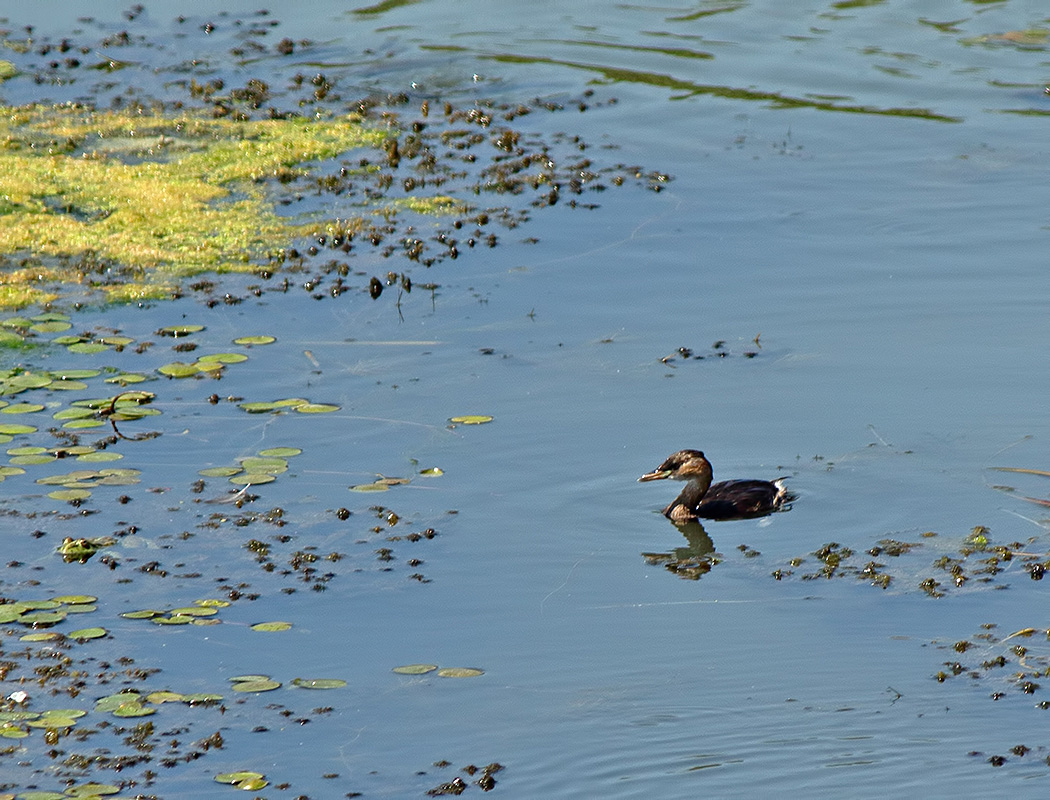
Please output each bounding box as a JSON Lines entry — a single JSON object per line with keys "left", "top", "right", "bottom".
{"left": 158, "top": 324, "right": 205, "bottom": 337}
{"left": 350, "top": 482, "right": 389, "bottom": 492}
{"left": 450, "top": 415, "right": 494, "bottom": 425}
{"left": 69, "top": 627, "right": 107, "bottom": 641}
{"left": 158, "top": 361, "right": 201, "bottom": 378}
{"left": 230, "top": 678, "right": 281, "bottom": 693}
{"left": 392, "top": 664, "right": 439, "bottom": 675}
{"left": 420, "top": 466, "right": 445, "bottom": 476}
{"left": 233, "top": 335, "right": 276, "bottom": 345}
{"left": 48, "top": 489, "right": 92, "bottom": 501}
{"left": 291, "top": 678, "right": 347, "bottom": 689}
{"left": 0, "top": 423, "right": 37, "bottom": 435}
{"left": 229, "top": 473, "right": 277, "bottom": 485}
{"left": 293, "top": 402, "right": 340, "bottom": 413}
{"left": 258, "top": 446, "right": 302, "bottom": 457}
{"left": 2, "top": 402, "right": 44, "bottom": 413}
{"left": 66, "top": 342, "right": 109, "bottom": 354}
{"left": 199, "top": 466, "right": 242, "bottom": 477}
{"left": 112, "top": 703, "right": 155, "bottom": 718}
{"left": 251, "top": 621, "right": 292, "bottom": 632}
{"left": 197, "top": 352, "right": 248, "bottom": 364}
{"left": 53, "top": 594, "right": 98, "bottom": 604}
{"left": 437, "top": 667, "right": 485, "bottom": 678}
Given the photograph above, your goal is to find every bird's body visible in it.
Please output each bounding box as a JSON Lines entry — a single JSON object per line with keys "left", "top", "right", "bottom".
{"left": 638, "top": 449, "right": 792, "bottom": 522}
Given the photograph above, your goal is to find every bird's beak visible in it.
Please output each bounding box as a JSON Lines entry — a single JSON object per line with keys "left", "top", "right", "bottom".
{"left": 637, "top": 469, "right": 671, "bottom": 482}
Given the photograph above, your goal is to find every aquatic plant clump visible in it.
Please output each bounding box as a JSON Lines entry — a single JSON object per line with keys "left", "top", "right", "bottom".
{"left": 0, "top": 105, "right": 386, "bottom": 307}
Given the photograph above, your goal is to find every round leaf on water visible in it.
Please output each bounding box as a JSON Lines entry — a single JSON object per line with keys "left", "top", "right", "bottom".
{"left": 62, "top": 419, "right": 105, "bottom": 430}
{"left": 20, "top": 631, "right": 64, "bottom": 642}
{"left": 450, "top": 415, "right": 494, "bottom": 425}
{"left": 197, "top": 352, "right": 248, "bottom": 364}
{"left": 215, "top": 771, "right": 267, "bottom": 786}
{"left": 0, "top": 607, "right": 25, "bottom": 623}
{"left": 20, "top": 611, "right": 67, "bottom": 626}
{"left": 233, "top": 335, "right": 276, "bottom": 345}
{"left": 194, "top": 598, "right": 230, "bottom": 608}
{"left": 294, "top": 403, "right": 340, "bottom": 413}
{"left": 2, "top": 403, "right": 43, "bottom": 414}
{"left": 158, "top": 324, "right": 205, "bottom": 337}
{"left": 350, "top": 482, "right": 389, "bottom": 492}
{"left": 66, "top": 342, "right": 109, "bottom": 354}
{"left": 48, "top": 379, "right": 89, "bottom": 391}
{"left": 48, "top": 489, "right": 92, "bottom": 501}
{"left": 30, "top": 320, "right": 72, "bottom": 333}
{"left": 99, "top": 336, "right": 135, "bottom": 347}
{"left": 151, "top": 616, "right": 191, "bottom": 625}
{"left": 0, "top": 466, "right": 24, "bottom": 477}
{"left": 274, "top": 397, "right": 310, "bottom": 407}
{"left": 199, "top": 466, "right": 242, "bottom": 477}
{"left": 292, "top": 678, "right": 346, "bottom": 689}
{"left": 239, "top": 457, "right": 287, "bottom": 474}
{"left": 169, "top": 606, "right": 218, "bottom": 617}
{"left": 231, "top": 679, "right": 281, "bottom": 693}
{"left": 182, "top": 693, "right": 224, "bottom": 704}
{"left": 8, "top": 445, "right": 46, "bottom": 455}
{"left": 76, "top": 451, "right": 123, "bottom": 463}
{"left": 26, "top": 716, "right": 75, "bottom": 728}
{"left": 105, "top": 372, "right": 148, "bottom": 385}
{"left": 259, "top": 447, "right": 302, "bottom": 457}
{"left": 65, "top": 783, "right": 122, "bottom": 797}
{"left": 18, "top": 600, "right": 62, "bottom": 610}
{"left": 0, "top": 423, "right": 37, "bottom": 434}
{"left": 9, "top": 454, "right": 56, "bottom": 465}
{"left": 158, "top": 361, "right": 200, "bottom": 378}
{"left": 229, "top": 473, "right": 277, "bottom": 485}
{"left": 63, "top": 604, "right": 97, "bottom": 614}
{"left": 437, "top": 667, "right": 485, "bottom": 678}
{"left": 392, "top": 664, "right": 438, "bottom": 675}
{"left": 53, "top": 407, "right": 96, "bottom": 420}
{"left": 230, "top": 674, "right": 272, "bottom": 682}
{"left": 51, "top": 369, "right": 100, "bottom": 380}
{"left": 121, "top": 610, "right": 161, "bottom": 619}
{"left": 95, "top": 693, "right": 140, "bottom": 712}
{"left": 112, "top": 703, "right": 155, "bottom": 718}
{"left": 0, "top": 727, "right": 30, "bottom": 739}
{"left": 251, "top": 621, "right": 292, "bottom": 632}
{"left": 146, "top": 691, "right": 185, "bottom": 704}
{"left": 420, "top": 466, "right": 444, "bottom": 476}
{"left": 54, "top": 595, "right": 98, "bottom": 604}
{"left": 69, "top": 627, "right": 107, "bottom": 641}
{"left": 239, "top": 401, "right": 280, "bottom": 413}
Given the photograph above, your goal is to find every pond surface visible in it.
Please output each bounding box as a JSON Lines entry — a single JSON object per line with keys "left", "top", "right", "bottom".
{"left": 2, "top": 1, "right": 1050, "bottom": 797}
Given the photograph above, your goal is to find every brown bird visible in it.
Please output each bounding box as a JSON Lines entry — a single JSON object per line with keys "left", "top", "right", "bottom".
{"left": 639, "top": 449, "right": 792, "bottom": 522}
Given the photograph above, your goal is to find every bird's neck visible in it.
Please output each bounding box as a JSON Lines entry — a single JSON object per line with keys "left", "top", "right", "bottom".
{"left": 665, "top": 475, "right": 712, "bottom": 517}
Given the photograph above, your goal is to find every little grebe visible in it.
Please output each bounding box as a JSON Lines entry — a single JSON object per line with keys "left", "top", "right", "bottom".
{"left": 638, "top": 449, "right": 792, "bottom": 522}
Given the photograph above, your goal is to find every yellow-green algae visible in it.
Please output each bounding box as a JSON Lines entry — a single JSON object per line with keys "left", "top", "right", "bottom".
{"left": 0, "top": 104, "right": 389, "bottom": 307}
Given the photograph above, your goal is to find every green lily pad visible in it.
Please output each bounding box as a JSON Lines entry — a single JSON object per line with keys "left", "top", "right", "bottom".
{"left": 121, "top": 609, "right": 162, "bottom": 619}
{"left": 105, "top": 372, "right": 149, "bottom": 384}
{"left": 30, "top": 321, "right": 72, "bottom": 333}
{"left": 53, "top": 407, "right": 96, "bottom": 420}
{"left": 420, "top": 466, "right": 444, "bottom": 476}
{"left": 8, "top": 445, "right": 46, "bottom": 455}
{"left": 112, "top": 703, "right": 155, "bottom": 718}
{"left": 0, "top": 423, "right": 37, "bottom": 434}
{"left": 251, "top": 621, "right": 292, "bottom": 632}
{"left": 20, "top": 610, "right": 67, "bottom": 626}
{"left": 95, "top": 693, "right": 140, "bottom": 712}
{"left": 215, "top": 771, "right": 268, "bottom": 790}
{"left": 69, "top": 627, "right": 107, "bottom": 641}
{"left": 258, "top": 447, "right": 302, "bottom": 457}
{"left": 294, "top": 402, "right": 340, "bottom": 413}
{"left": 9, "top": 454, "right": 56, "bottom": 465}
{"left": 230, "top": 674, "right": 272, "bottom": 682}
{"left": 197, "top": 352, "right": 248, "bottom": 364}
{"left": 239, "top": 401, "right": 281, "bottom": 413}
{"left": 51, "top": 595, "right": 96, "bottom": 605}
{"left": 230, "top": 679, "right": 281, "bottom": 693}
{"left": 158, "top": 324, "right": 205, "bottom": 337}
{"left": 158, "top": 361, "right": 200, "bottom": 378}
{"left": 76, "top": 451, "right": 123, "bottom": 463}
{"left": 0, "top": 465, "right": 24, "bottom": 476}
{"left": 2, "top": 402, "right": 44, "bottom": 413}
{"left": 48, "top": 489, "right": 92, "bottom": 501}
{"left": 199, "top": 466, "right": 242, "bottom": 477}
{"left": 146, "top": 691, "right": 186, "bottom": 704}
{"left": 437, "top": 667, "right": 485, "bottom": 678}
{"left": 195, "top": 598, "right": 231, "bottom": 608}
{"left": 62, "top": 419, "right": 106, "bottom": 430}
{"left": 229, "top": 473, "right": 277, "bottom": 485}
{"left": 48, "top": 379, "right": 89, "bottom": 390}
{"left": 50, "top": 369, "right": 101, "bottom": 380}
{"left": 350, "top": 482, "right": 389, "bottom": 492}
{"left": 20, "top": 632, "right": 64, "bottom": 642}
{"left": 239, "top": 456, "right": 288, "bottom": 474}
{"left": 291, "top": 678, "right": 347, "bottom": 689}
{"left": 168, "top": 606, "right": 218, "bottom": 617}
{"left": 66, "top": 342, "right": 110, "bottom": 354}
{"left": 151, "top": 616, "right": 192, "bottom": 625}
{"left": 392, "top": 664, "right": 439, "bottom": 675}
{"left": 450, "top": 415, "right": 494, "bottom": 425}
{"left": 65, "top": 783, "right": 122, "bottom": 797}
{"left": 233, "top": 335, "right": 276, "bottom": 345}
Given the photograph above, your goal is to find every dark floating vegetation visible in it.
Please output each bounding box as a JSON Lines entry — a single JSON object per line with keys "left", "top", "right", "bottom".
{"left": 0, "top": 12, "right": 670, "bottom": 311}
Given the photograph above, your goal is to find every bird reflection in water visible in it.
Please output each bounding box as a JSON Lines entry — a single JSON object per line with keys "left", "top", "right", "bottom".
{"left": 640, "top": 519, "right": 722, "bottom": 580}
